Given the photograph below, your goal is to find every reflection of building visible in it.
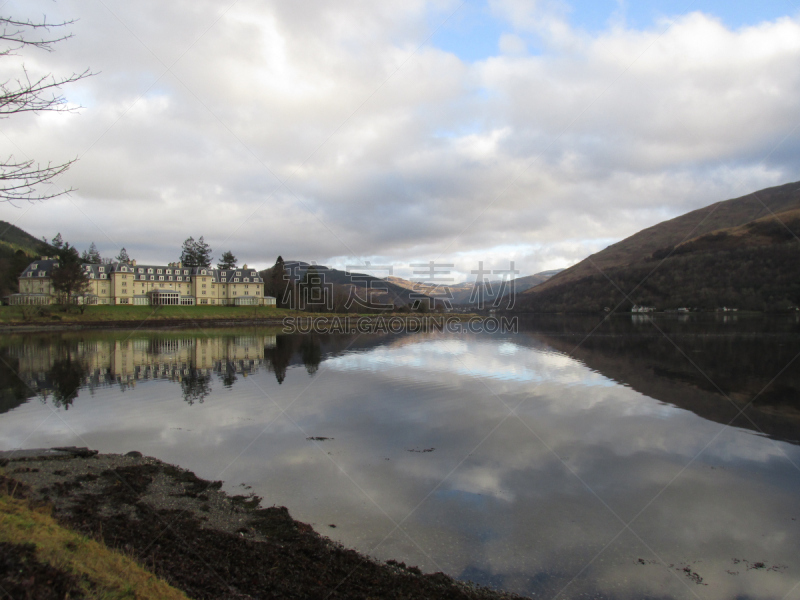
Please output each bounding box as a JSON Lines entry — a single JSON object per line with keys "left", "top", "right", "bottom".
{"left": 14, "top": 334, "right": 277, "bottom": 392}
{"left": 10, "top": 258, "right": 277, "bottom": 306}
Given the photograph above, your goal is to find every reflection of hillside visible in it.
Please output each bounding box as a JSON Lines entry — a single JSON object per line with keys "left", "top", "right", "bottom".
{"left": 532, "top": 324, "right": 800, "bottom": 445}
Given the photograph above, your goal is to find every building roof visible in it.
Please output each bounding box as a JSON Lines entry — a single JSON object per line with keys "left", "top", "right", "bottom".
{"left": 22, "top": 259, "right": 263, "bottom": 284}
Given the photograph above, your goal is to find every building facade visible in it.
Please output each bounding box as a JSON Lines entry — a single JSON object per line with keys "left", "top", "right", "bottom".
{"left": 11, "top": 258, "right": 276, "bottom": 306}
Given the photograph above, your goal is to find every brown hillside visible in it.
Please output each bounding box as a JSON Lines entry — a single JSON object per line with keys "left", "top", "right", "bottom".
{"left": 528, "top": 180, "right": 800, "bottom": 294}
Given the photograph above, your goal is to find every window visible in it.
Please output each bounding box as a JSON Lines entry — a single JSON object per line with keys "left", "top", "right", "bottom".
{"left": 159, "top": 276, "right": 164, "bottom": 281}
{"left": 122, "top": 274, "right": 127, "bottom": 279}
{"left": 244, "top": 278, "right": 249, "bottom": 282}
{"left": 177, "top": 276, "right": 182, "bottom": 281}
{"left": 251, "top": 271, "right": 256, "bottom": 276}
{"left": 201, "top": 299, "right": 208, "bottom": 304}
{"left": 121, "top": 267, "right": 128, "bottom": 272}
{"left": 99, "top": 267, "right": 105, "bottom": 273}
{"left": 157, "top": 269, "right": 163, "bottom": 274}
{"left": 234, "top": 278, "right": 240, "bottom": 282}
{"left": 236, "top": 271, "right": 241, "bottom": 276}
{"left": 256, "top": 291, "right": 259, "bottom": 295}
{"left": 38, "top": 271, "right": 45, "bottom": 277}
{"left": 148, "top": 268, "right": 154, "bottom": 274}
{"left": 166, "top": 269, "right": 172, "bottom": 275}
{"left": 31, "top": 264, "right": 38, "bottom": 269}
{"left": 101, "top": 274, "right": 107, "bottom": 279}
{"left": 168, "top": 276, "right": 173, "bottom": 281}
{"left": 150, "top": 276, "right": 155, "bottom": 281}
{"left": 202, "top": 283, "right": 207, "bottom": 288}
{"left": 201, "top": 270, "right": 207, "bottom": 275}
{"left": 138, "top": 268, "right": 144, "bottom": 273}
{"left": 202, "top": 290, "right": 206, "bottom": 295}
{"left": 27, "top": 272, "right": 31, "bottom": 277}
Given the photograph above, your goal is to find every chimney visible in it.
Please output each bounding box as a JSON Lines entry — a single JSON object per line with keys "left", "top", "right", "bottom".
{"left": 132, "top": 259, "right": 137, "bottom": 266}
{"left": 243, "top": 263, "right": 248, "bottom": 269}
{"left": 178, "top": 261, "right": 182, "bottom": 268}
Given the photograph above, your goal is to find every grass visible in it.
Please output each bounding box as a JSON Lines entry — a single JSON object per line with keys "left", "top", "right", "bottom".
{"left": 0, "top": 490, "right": 189, "bottom": 600}
{"left": 0, "top": 304, "right": 480, "bottom": 326}
{"left": 0, "top": 304, "right": 300, "bottom": 324}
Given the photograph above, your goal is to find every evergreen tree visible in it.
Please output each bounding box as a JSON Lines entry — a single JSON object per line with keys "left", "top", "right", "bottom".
{"left": 51, "top": 233, "right": 63, "bottom": 249}
{"left": 180, "top": 236, "right": 213, "bottom": 267}
{"left": 267, "top": 256, "right": 292, "bottom": 307}
{"left": 81, "top": 242, "right": 102, "bottom": 264}
{"left": 51, "top": 242, "right": 90, "bottom": 305}
{"left": 180, "top": 236, "right": 197, "bottom": 266}
{"left": 217, "top": 250, "right": 237, "bottom": 269}
{"left": 195, "top": 236, "right": 213, "bottom": 268}
{"left": 115, "top": 247, "right": 131, "bottom": 263}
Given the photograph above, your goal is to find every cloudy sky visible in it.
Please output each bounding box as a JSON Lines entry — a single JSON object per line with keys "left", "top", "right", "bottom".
{"left": 1, "top": 0, "right": 799, "bottom": 280}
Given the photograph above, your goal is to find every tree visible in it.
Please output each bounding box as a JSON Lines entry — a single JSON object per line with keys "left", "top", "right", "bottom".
{"left": 51, "top": 233, "right": 63, "bottom": 249}
{"left": 179, "top": 236, "right": 197, "bottom": 266}
{"left": 0, "top": 16, "right": 92, "bottom": 203}
{"left": 179, "top": 236, "right": 213, "bottom": 268}
{"left": 81, "top": 242, "right": 101, "bottom": 264}
{"left": 115, "top": 247, "right": 131, "bottom": 263}
{"left": 51, "top": 242, "right": 90, "bottom": 305}
{"left": 217, "top": 250, "right": 237, "bottom": 269}
{"left": 195, "top": 236, "right": 212, "bottom": 268}
{"left": 266, "top": 256, "right": 291, "bottom": 307}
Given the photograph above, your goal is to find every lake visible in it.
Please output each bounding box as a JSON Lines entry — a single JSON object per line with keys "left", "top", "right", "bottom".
{"left": 2, "top": 314, "right": 799, "bottom": 599}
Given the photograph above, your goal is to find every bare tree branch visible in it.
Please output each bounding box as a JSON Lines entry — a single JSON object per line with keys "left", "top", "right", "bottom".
{"left": 0, "top": 16, "right": 93, "bottom": 203}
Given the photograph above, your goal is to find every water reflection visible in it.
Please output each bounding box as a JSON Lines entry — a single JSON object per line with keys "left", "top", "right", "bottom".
{"left": 1, "top": 318, "right": 799, "bottom": 599}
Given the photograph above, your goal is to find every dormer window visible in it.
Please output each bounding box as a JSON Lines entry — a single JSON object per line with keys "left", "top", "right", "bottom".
{"left": 99, "top": 267, "right": 105, "bottom": 273}
{"left": 201, "top": 269, "right": 207, "bottom": 275}
{"left": 244, "top": 278, "right": 249, "bottom": 282}
{"left": 138, "top": 268, "right": 144, "bottom": 273}
{"left": 101, "top": 274, "right": 107, "bottom": 279}
{"left": 177, "top": 276, "right": 182, "bottom": 281}
{"left": 251, "top": 272, "right": 256, "bottom": 276}
{"left": 168, "top": 276, "right": 173, "bottom": 281}
{"left": 148, "top": 268, "right": 154, "bottom": 274}
{"left": 31, "top": 264, "right": 38, "bottom": 270}
{"left": 38, "top": 271, "right": 45, "bottom": 277}
{"left": 166, "top": 269, "right": 172, "bottom": 275}
{"left": 150, "top": 275, "right": 154, "bottom": 281}
{"left": 236, "top": 271, "right": 241, "bottom": 276}
{"left": 234, "top": 278, "right": 240, "bottom": 282}
{"left": 121, "top": 267, "right": 127, "bottom": 272}
{"left": 90, "top": 274, "right": 95, "bottom": 279}
{"left": 27, "top": 272, "right": 32, "bottom": 277}
{"left": 157, "top": 269, "right": 163, "bottom": 274}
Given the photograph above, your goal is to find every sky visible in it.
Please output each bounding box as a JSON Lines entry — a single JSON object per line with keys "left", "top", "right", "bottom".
{"left": 1, "top": 0, "right": 799, "bottom": 281}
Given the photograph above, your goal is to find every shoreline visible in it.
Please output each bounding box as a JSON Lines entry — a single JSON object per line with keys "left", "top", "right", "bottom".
{"left": 0, "top": 312, "right": 484, "bottom": 333}
{"left": 1, "top": 447, "right": 526, "bottom": 600}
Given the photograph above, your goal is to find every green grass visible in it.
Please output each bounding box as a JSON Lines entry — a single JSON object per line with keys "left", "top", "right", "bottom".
{"left": 0, "top": 304, "right": 299, "bottom": 324}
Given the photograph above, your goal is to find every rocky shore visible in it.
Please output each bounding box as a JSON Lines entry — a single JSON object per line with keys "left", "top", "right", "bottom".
{"left": 1, "top": 447, "right": 526, "bottom": 600}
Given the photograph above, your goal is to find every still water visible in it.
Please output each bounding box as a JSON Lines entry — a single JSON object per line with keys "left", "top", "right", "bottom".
{"left": 1, "top": 315, "right": 800, "bottom": 599}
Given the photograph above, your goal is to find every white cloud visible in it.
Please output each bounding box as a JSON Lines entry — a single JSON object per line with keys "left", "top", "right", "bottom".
{"left": 0, "top": 1, "right": 798, "bottom": 277}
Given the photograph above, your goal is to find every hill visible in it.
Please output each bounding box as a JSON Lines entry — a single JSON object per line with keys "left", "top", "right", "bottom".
{"left": 0, "top": 221, "right": 53, "bottom": 299}
{"left": 387, "top": 269, "right": 562, "bottom": 307}
{"left": 520, "top": 181, "right": 800, "bottom": 312}
{"left": 260, "top": 261, "right": 432, "bottom": 310}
